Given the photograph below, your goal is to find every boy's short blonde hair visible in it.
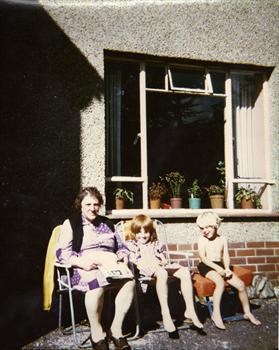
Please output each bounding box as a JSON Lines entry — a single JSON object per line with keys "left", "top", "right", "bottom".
{"left": 196, "top": 211, "right": 222, "bottom": 228}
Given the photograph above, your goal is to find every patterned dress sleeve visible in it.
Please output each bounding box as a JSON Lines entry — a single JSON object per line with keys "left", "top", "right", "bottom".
{"left": 114, "top": 231, "right": 130, "bottom": 260}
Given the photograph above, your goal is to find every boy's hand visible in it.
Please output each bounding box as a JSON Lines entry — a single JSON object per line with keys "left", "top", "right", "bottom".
{"left": 224, "top": 269, "right": 233, "bottom": 279}
{"left": 216, "top": 266, "right": 226, "bottom": 276}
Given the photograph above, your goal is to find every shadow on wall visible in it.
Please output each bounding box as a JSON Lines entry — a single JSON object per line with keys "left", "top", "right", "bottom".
{"left": 0, "top": 1, "right": 103, "bottom": 348}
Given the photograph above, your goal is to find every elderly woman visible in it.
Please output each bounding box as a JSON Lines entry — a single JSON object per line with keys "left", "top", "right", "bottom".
{"left": 56, "top": 187, "right": 134, "bottom": 350}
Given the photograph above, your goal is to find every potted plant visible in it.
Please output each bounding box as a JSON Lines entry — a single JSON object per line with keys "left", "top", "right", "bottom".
{"left": 187, "top": 179, "right": 202, "bottom": 209}
{"left": 165, "top": 171, "right": 186, "bottom": 208}
{"left": 206, "top": 161, "right": 225, "bottom": 208}
{"left": 113, "top": 187, "right": 134, "bottom": 209}
{"left": 148, "top": 178, "right": 167, "bottom": 209}
{"left": 235, "top": 186, "right": 262, "bottom": 209}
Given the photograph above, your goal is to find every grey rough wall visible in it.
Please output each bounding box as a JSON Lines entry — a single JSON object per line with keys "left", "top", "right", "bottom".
{"left": 40, "top": 0, "right": 279, "bottom": 210}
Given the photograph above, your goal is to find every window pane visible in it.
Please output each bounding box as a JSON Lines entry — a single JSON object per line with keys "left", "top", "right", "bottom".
{"left": 210, "top": 71, "right": 225, "bottom": 94}
{"left": 146, "top": 64, "right": 165, "bottom": 89}
{"left": 147, "top": 92, "right": 225, "bottom": 207}
{"left": 105, "top": 61, "right": 141, "bottom": 177}
{"left": 170, "top": 67, "right": 205, "bottom": 90}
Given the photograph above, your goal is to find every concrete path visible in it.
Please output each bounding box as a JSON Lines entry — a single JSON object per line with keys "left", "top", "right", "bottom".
{"left": 23, "top": 298, "right": 278, "bottom": 350}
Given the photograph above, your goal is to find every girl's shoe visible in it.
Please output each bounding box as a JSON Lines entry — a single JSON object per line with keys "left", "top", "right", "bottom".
{"left": 110, "top": 335, "right": 131, "bottom": 350}
{"left": 168, "top": 329, "right": 179, "bottom": 339}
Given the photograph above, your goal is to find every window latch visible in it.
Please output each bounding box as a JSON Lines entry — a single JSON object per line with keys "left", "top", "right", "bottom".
{"left": 133, "top": 133, "right": 141, "bottom": 145}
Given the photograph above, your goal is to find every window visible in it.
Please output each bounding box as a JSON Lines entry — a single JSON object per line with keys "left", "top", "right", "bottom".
{"left": 105, "top": 55, "right": 273, "bottom": 213}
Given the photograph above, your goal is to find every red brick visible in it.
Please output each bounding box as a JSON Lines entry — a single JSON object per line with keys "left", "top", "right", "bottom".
{"left": 228, "top": 242, "right": 245, "bottom": 248}
{"left": 266, "top": 257, "right": 279, "bottom": 263}
{"left": 229, "top": 249, "right": 236, "bottom": 257}
{"left": 179, "top": 260, "right": 187, "bottom": 267}
{"left": 168, "top": 244, "right": 178, "bottom": 251}
{"left": 246, "top": 242, "right": 265, "bottom": 248}
{"left": 275, "top": 249, "right": 279, "bottom": 255}
{"left": 257, "top": 264, "right": 276, "bottom": 272}
{"left": 236, "top": 249, "right": 255, "bottom": 256}
{"left": 256, "top": 249, "right": 274, "bottom": 256}
{"left": 266, "top": 242, "right": 279, "bottom": 248}
{"left": 248, "top": 257, "right": 266, "bottom": 264}
{"left": 266, "top": 272, "right": 279, "bottom": 280}
{"left": 230, "top": 257, "right": 246, "bottom": 265}
{"left": 178, "top": 244, "right": 192, "bottom": 251}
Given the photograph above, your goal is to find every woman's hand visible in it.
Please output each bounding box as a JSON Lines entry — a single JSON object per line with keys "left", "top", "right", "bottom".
{"left": 78, "top": 258, "right": 98, "bottom": 271}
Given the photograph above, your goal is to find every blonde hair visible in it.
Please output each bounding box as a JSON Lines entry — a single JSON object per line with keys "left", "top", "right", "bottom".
{"left": 130, "top": 214, "right": 157, "bottom": 242}
{"left": 196, "top": 211, "right": 222, "bottom": 228}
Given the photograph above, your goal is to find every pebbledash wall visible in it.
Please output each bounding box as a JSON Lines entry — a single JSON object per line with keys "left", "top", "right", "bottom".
{"left": 40, "top": 0, "right": 279, "bottom": 284}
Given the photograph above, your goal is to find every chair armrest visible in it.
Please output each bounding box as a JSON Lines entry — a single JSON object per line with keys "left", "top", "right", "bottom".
{"left": 168, "top": 251, "right": 194, "bottom": 258}
{"left": 55, "top": 262, "right": 72, "bottom": 269}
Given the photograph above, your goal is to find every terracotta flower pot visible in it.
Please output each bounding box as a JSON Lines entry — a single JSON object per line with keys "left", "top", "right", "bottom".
{"left": 150, "top": 198, "right": 161, "bottom": 209}
{"left": 170, "top": 197, "right": 183, "bottom": 208}
{"left": 209, "top": 195, "right": 224, "bottom": 208}
{"left": 115, "top": 198, "right": 125, "bottom": 209}
{"left": 241, "top": 198, "right": 254, "bottom": 209}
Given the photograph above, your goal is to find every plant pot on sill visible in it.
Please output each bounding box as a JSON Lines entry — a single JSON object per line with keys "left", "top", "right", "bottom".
{"left": 209, "top": 195, "right": 225, "bottom": 209}
{"left": 115, "top": 198, "right": 125, "bottom": 210}
{"left": 150, "top": 198, "right": 161, "bottom": 209}
{"left": 241, "top": 198, "right": 254, "bottom": 209}
{"left": 188, "top": 197, "right": 201, "bottom": 209}
{"left": 170, "top": 197, "right": 183, "bottom": 209}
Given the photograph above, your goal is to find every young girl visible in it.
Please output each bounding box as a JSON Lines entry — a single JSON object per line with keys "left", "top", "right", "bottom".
{"left": 196, "top": 211, "right": 261, "bottom": 330}
{"left": 126, "top": 214, "right": 205, "bottom": 338}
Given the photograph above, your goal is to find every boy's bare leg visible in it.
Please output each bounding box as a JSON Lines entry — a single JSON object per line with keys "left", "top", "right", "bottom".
{"left": 206, "top": 271, "right": 226, "bottom": 329}
{"left": 155, "top": 267, "right": 176, "bottom": 333}
{"left": 228, "top": 274, "right": 261, "bottom": 325}
{"left": 174, "top": 267, "right": 203, "bottom": 328}
{"left": 85, "top": 288, "right": 106, "bottom": 343}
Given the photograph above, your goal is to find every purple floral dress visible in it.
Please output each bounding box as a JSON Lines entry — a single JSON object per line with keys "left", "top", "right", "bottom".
{"left": 56, "top": 216, "right": 129, "bottom": 292}
{"left": 126, "top": 240, "right": 165, "bottom": 277}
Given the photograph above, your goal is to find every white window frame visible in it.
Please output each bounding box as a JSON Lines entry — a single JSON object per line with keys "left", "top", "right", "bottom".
{"left": 106, "top": 57, "right": 275, "bottom": 217}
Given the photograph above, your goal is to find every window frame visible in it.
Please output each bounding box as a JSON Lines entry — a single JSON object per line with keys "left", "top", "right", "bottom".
{"left": 105, "top": 56, "right": 275, "bottom": 216}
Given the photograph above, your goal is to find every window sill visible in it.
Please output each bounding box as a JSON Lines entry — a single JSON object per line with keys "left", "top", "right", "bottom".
{"left": 107, "top": 208, "right": 279, "bottom": 220}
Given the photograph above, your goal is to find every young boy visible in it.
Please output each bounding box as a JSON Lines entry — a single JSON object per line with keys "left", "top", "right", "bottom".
{"left": 196, "top": 211, "right": 261, "bottom": 330}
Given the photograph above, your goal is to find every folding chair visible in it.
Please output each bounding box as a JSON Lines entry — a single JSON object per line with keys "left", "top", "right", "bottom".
{"left": 43, "top": 225, "right": 91, "bottom": 348}
{"left": 192, "top": 266, "right": 253, "bottom": 322}
{"left": 115, "top": 219, "right": 194, "bottom": 339}
{"left": 43, "top": 225, "right": 134, "bottom": 348}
